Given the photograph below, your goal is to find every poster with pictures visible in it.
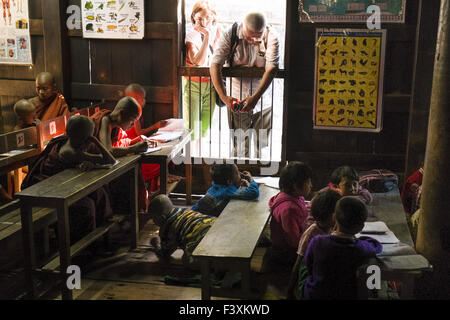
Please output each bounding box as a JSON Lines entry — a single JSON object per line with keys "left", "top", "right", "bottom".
{"left": 313, "top": 29, "right": 386, "bottom": 132}
{"left": 299, "top": 0, "right": 405, "bottom": 23}
{"left": 0, "top": 0, "right": 32, "bottom": 65}
{"left": 81, "top": 0, "right": 145, "bottom": 39}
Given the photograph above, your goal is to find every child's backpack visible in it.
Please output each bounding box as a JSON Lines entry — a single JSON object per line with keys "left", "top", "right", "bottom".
{"left": 359, "top": 169, "right": 399, "bottom": 193}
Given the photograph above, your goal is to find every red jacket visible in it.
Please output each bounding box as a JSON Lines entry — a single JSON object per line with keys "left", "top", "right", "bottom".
{"left": 269, "top": 192, "right": 309, "bottom": 251}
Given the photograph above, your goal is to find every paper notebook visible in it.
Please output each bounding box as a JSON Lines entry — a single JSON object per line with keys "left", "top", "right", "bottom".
{"left": 356, "top": 221, "right": 400, "bottom": 244}
{"left": 149, "top": 131, "right": 184, "bottom": 143}
{"left": 143, "top": 146, "right": 162, "bottom": 155}
{"left": 253, "top": 177, "right": 280, "bottom": 189}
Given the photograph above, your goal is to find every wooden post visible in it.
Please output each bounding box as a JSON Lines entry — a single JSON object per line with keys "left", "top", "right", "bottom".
{"left": 416, "top": 0, "right": 450, "bottom": 299}
{"left": 404, "top": 0, "right": 440, "bottom": 180}
{"left": 41, "top": 0, "right": 66, "bottom": 95}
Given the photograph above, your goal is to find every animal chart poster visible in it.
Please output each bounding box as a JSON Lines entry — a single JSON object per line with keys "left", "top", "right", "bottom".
{"left": 313, "top": 29, "right": 387, "bottom": 132}
{"left": 0, "top": 0, "right": 32, "bottom": 65}
{"left": 81, "top": 0, "right": 145, "bottom": 39}
{"left": 299, "top": 0, "right": 405, "bottom": 23}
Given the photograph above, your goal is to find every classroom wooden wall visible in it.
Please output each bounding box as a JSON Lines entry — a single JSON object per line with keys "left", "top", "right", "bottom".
{"left": 0, "top": 0, "right": 181, "bottom": 133}
{"left": 0, "top": 0, "right": 438, "bottom": 192}
{"left": 67, "top": 0, "right": 181, "bottom": 129}
{"left": 0, "top": 0, "right": 61, "bottom": 133}
{"left": 284, "top": 0, "right": 436, "bottom": 188}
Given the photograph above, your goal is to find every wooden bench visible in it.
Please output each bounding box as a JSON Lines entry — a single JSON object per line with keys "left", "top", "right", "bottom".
{"left": 0, "top": 200, "right": 57, "bottom": 270}
{"left": 0, "top": 127, "right": 41, "bottom": 196}
{"left": 192, "top": 184, "right": 279, "bottom": 300}
{"left": 16, "top": 154, "right": 141, "bottom": 300}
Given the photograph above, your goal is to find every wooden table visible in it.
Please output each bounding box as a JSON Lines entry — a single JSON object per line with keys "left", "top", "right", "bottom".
{"left": 193, "top": 185, "right": 279, "bottom": 300}
{"left": 16, "top": 154, "right": 141, "bottom": 300}
{"left": 140, "top": 130, "right": 193, "bottom": 204}
{"left": 366, "top": 189, "right": 431, "bottom": 299}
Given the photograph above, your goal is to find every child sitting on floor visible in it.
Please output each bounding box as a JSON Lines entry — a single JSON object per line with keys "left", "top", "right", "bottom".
{"left": 148, "top": 194, "right": 216, "bottom": 268}
{"left": 302, "top": 196, "right": 382, "bottom": 300}
{"left": 268, "top": 161, "right": 313, "bottom": 266}
{"left": 191, "top": 163, "right": 259, "bottom": 217}
{"left": 286, "top": 189, "right": 341, "bottom": 299}
{"left": 13, "top": 99, "right": 40, "bottom": 131}
{"left": 324, "top": 165, "right": 373, "bottom": 204}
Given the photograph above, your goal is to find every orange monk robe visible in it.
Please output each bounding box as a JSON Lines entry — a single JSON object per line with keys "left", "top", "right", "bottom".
{"left": 30, "top": 93, "right": 70, "bottom": 121}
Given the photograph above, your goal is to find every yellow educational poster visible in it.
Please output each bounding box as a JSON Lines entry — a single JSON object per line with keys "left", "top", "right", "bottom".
{"left": 313, "top": 29, "right": 386, "bottom": 132}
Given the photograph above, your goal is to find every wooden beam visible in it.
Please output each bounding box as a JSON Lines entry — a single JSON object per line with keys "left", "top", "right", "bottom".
{"left": 179, "top": 66, "right": 287, "bottom": 78}
{"left": 294, "top": 152, "right": 405, "bottom": 172}
{"left": 289, "top": 92, "right": 412, "bottom": 113}
{"left": 30, "top": 19, "right": 43, "bottom": 36}
{"left": 0, "top": 80, "right": 36, "bottom": 96}
{"left": 42, "top": 0, "right": 65, "bottom": 94}
{"left": 70, "top": 83, "right": 173, "bottom": 104}
{"left": 405, "top": 0, "right": 440, "bottom": 178}
{"left": 67, "top": 22, "right": 175, "bottom": 39}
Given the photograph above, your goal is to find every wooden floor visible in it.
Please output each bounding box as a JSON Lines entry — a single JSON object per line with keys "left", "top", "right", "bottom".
{"left": 0, "top": 201, "right": 289, "bottom": 300}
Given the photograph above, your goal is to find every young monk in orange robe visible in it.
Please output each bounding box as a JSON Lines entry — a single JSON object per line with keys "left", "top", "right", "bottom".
{"left": 29, "top": 72, "right": 70, "bottom": 121}
{"left": 124, "top": 84, "right": 169, "bottom": 193}
{"left": 90, "top": 97, "right": 150, "bottom": 212}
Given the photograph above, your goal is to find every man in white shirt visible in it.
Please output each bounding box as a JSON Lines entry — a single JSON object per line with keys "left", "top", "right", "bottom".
{"left": 210, "top": 12, "right": 279, "bottom": 158}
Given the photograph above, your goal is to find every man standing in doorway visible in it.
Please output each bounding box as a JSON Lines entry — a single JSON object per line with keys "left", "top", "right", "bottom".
{"left": 210, "top": 12, "right": 279, "bottom": 158}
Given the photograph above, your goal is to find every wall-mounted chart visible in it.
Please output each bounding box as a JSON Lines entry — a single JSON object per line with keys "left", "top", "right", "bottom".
{"left": 313, "top": 29, "right": 387, "bottom": 132}
{"left": 81, "top": 0, "right": 145, "bottom": 39}
{"left": 0, "top": 0, "right": 32, "bottom": 65}
{"left": 299, "top": 0, "right": 405, "bottom": 23}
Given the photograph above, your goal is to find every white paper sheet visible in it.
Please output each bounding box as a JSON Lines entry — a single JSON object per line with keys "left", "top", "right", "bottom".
{"left": 357, "top": 230, "right": 400, "bottom": 244}
{"left": 143, "top": 146, "right": 162, "bottom": 154}
{"left": 149, "top": 131, "right": 184, "bottom": 143}
{"left": 360, "top": 221, "right": 390, "bottom": 234}
{"left": 253, "top": 177, "right": 280, "bottom": 189}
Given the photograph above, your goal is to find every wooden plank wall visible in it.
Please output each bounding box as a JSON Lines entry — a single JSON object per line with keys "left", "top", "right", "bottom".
{"left": 285, "top": 0, "right": 423, "bottom": 188}
{"left": 0, "top": 0, "right": 48, "bottom": 133}
{"left": 67, "top": 0, "right": 180, "bottom": 129}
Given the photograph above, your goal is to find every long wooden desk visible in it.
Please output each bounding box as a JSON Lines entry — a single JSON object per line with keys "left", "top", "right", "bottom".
{"left": 193, "top": 185, "right": 279, "bottom": 300}
{"left": 16, "top": 154, "right": 141, "bottom": 300}
{"left": 366, "top": 189, "right": 431, "bottom": 299}
{"left": 140, "top": 130, "right": 193, "bottom": 204}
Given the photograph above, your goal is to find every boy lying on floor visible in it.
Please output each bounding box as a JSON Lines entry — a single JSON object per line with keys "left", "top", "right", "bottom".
{"left": 148, "top": 194, "right": 216, "bottom": 269}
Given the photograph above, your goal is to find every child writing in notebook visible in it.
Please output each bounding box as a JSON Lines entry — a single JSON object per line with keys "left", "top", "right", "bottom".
{"left": 191, "top": 163, "right": 259, "bottom": 217}
{"left": 268, "top": 161, "right": 313, "bottom": 266}
{"left": 286, "top": 189, "right": 341, "bottom": 299}
{"left": 302, "top": 196, "right": 382, "bottom": 300}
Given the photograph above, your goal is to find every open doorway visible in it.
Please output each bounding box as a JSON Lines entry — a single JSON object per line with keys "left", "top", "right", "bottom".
{"left": 181, "top": 0, "right": 286, "bottom": 162}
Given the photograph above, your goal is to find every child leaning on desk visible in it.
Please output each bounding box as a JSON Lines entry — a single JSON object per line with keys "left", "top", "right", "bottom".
{"left": 191, "top": 163, "right": 259, "bottom": 217}
{"left": 21, "top": 115, "right": 116, "bottom": 243}
{"left": 302, "top": 196, "right": 382, "bottom": 300}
